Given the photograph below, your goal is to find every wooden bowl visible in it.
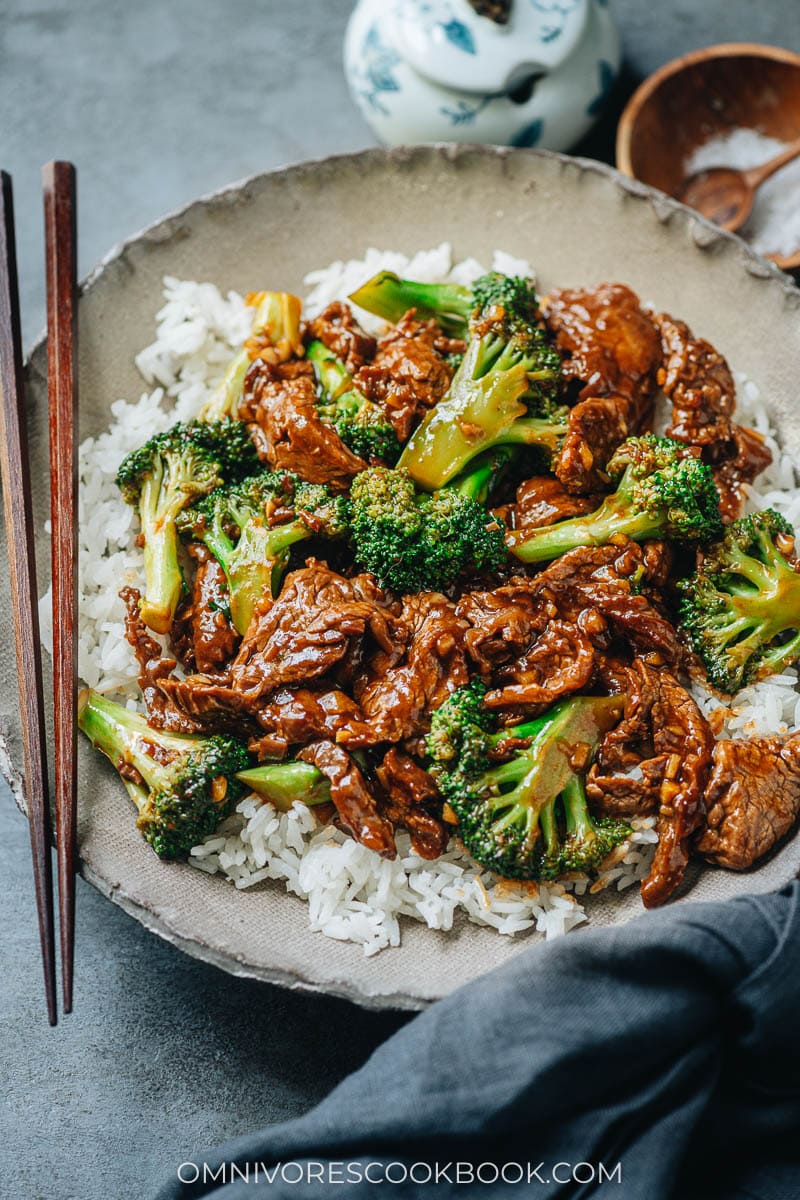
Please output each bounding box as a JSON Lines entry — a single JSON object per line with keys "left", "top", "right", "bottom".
{"left": 616, "top": 43, "right": 800, "bottom": 270}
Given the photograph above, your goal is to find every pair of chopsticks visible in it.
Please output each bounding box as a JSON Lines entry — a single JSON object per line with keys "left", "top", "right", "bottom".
{"left": 0, "top": 164, "right": 78, "bottom": 1024}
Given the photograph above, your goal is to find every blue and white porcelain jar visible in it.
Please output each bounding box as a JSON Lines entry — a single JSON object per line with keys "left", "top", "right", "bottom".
{"left": 344, "top": 0, "right": 620, "bottom": 151}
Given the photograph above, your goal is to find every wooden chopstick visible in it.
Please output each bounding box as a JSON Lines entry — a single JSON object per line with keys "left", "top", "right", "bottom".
{"left": 0, "top": 171, "right": 58, "bottom": 1026}
{"left": 43, "top": 161, "right": 78, "bottom": 1015}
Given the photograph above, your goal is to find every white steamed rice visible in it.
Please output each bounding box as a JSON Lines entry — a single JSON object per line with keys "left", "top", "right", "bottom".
{"left": 41, "top": 243, "right": 798, "bottom": 955}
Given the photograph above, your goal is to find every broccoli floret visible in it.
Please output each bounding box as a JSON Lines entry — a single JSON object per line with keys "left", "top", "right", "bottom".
{"left": 200, "top": 291, "right": 304, "bottom": 422}
{"left": 393, "top": 275, "right": 565, "bottom": 491}
{"left": 116, "top": 419, "right": 259, "bottom": 634}
{"left": 78, "top": 689, "right": 251, "bottom": 859}
{"left": 348, "top": 459, "right": 508, "bottom": 594}
{"left": 678, "top": 508, "right": 800, "bottom": 693}
{"left": 178, "top": 470, "right": 348, "bottom": 635}
{"left": 236, "top": 761, "right": 332, "bottom": 812}
{"left": 427, "top": 688, "right": 630, "bottom": 881}
{"left": 348, "top": 269, "right": 542, "bottom": 341}
{"left": 508, "top": 434, "right": 723, "bottom": 565}
{"left": 307, "top": 339, "right": 401, "bottom": 464}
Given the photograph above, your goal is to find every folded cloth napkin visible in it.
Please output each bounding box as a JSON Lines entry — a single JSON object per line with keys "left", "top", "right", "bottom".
{"left": 157, "top": 883, "right": 800, "bottom": 1200}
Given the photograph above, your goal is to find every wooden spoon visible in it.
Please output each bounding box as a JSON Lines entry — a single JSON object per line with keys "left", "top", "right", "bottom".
{"left": 677, "top": 133, "right": 800, "bottom": 232}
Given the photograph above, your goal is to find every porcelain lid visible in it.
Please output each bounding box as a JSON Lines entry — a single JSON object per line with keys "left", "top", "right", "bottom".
{"left": 386, "top": 0, "right": 590, "bottom": 94}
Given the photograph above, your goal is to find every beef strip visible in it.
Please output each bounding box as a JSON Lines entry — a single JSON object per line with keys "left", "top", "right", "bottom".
{"left": 297, "top": 740, "right": 396, "bottom": 858}
{"left": 654, "top": 312, "right": 772, "bottom": 518}
{"left": 483, "top": 619, "right": 596, "bottom": 710}
{"left": 654, "top": 311, "right": 736, "bottom": 448}
{"left": 587, "top": 658, "right": 715, "bottom": 906}
{"left": 511, "top": 476, "right": 601, "bottom": 532}
{"left": 695, "top": 735, "right": 800, "bottom": 869}
{"left": 183, "top": 545, "right": 240, "bottom": 674}
{"left": 456, "top": 583, "right": 547, "bottom": 674}
{"left": 230, "top": 562, "right": 402, "bottom": 705}
{"left": 249, "top": 687, "right": 365, "bottom": 759}
{"left": 241, "top": 357, "right": 367, "bottom": 487}
{"left": 375, "top": 748, "right": 448, "bottom": 860}
{"left": 306, "top": 301, "right": 377, "bottom": 373}
{"left": 712, "top": 424, "right": 774, "bottom": 522}
{"left": 354, "top": 310, "right": 462, "bottom": 442}
{"left": 120, "top": 586, "right": 204, "bottom": 734}
{"left": 526, "top": 543, "right": 685, "bottom": 666}
{"left": 543, "top": 284, "right": 661, "bottom": 492}
{"left": 155, "top": 674, "right": 251, "bottom": 727}
{"left": 338, "top": 592, "right": 470, "bottom": 747}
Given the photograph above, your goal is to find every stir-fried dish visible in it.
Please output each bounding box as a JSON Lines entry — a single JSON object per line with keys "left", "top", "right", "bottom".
{"left": 78, "top": 268, "right": 800, "bottom": 912}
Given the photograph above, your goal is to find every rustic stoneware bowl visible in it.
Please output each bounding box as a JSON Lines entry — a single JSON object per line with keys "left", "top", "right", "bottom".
{"left": 616, "top": 43, "right": 800, "bottom": 270}
{"left": 2, "top": 146, "right": 800, "bottom": 1010}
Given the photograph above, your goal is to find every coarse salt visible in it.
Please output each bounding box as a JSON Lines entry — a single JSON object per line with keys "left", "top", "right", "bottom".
{"left": 686, "top": 127, "right": 800, "bottom": 258}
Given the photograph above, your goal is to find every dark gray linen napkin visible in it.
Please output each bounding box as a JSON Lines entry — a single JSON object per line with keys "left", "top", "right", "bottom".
{"left": 156, "top": 882, "right": 800, "bottom": 1200}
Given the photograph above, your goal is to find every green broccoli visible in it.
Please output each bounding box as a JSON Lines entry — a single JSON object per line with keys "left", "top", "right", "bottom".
{"left": 392, "top": 274, "right": 565, "bottom": 491}
{"left": 348, "top": 457, "right": 509, "bottom": 594}
{"left": 199, "top": 290, "right": 304, "bottom": 422}
{"left": 427, "top": 683, "right": 630, "bottom": 881}
{"left": 349, "top": 270, "right": 475, "bottom": 337}
{"left": 237, "top": 761, "right": 332, "bottom": 811}
{"left": 307, "top": 339, "right": 401, "bottom": 464}
{"left": 508, "top": 434, "right": 723, "bottom": 565}
{"left": 349, "top": 269, "right": 541, "bottom": 339}
{"left": 178, "top": 470, "right": 348, "bottom": 635}
{"left": 78, "top": 689, "right": 251, "bottom": 859}
{"left": 678, "top": 508, "right": 800, "bottom": 693}
{"left": 116, "top": 419, "right": 259, "bottom": 633}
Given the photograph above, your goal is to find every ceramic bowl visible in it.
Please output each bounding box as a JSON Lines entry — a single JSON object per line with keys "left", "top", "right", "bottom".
{"left": 3, "top": 146, "right": 800, "bottom": 1010}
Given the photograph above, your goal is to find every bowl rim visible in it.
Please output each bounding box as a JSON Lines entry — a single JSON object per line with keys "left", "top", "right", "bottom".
{"left": 615, "top": 42, "right": 800, "bottom": 269}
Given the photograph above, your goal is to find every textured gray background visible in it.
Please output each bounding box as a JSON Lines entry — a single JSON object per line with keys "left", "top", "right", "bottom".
{"left": 2, "top": 2, "right": 800, "bottom": 1198}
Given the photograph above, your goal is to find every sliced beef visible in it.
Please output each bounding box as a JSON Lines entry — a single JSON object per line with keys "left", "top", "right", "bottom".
{"left": 230, "top": 562, "right": 401, "bottom": 705}
{"left": 712, "top": 424, "right": 774, "bottom": 522}
{"left": 120, "top": 586, "right": 204, "bottom": 734}
{"left": 241, "top": 357, "right": 366, "bottom": 487}
{"left": 354, "top": 310, "right": 462, "bottom": 442}
{"left": 587, "top": 658, "right": 715, "bottom": 906}
{"left": 526, "top": 543, "right": 685, "bottom": 666}
{"left": 512, "top": 476, "right": 601, "bottom": 532}
{"left": 483, "top": 619, "right": 595, "bottom": 710}
{"left": 249, "top": 687, "right": 365, "bottom": 759}
{"left": 456, "top": 584, "right": 547, "bottom": 674}
{"left": 695, "top": 735, "right": 800, "bottom": 869}
{"left": 339, "top": 592, "right": 470, "bottom": 747}
{"left": 543, "top": 284, "right": 661, "bottom": 492}
{"left": 544, "top": 283, "right": 662, "bottom": 403}
{"left": 654, "top": 311, "right": 735, "bottom": 448}
{"left": 306, "top": 301, "right": 377, "bottom": 373}
{"left": 376, "top": 748, "right": 448, "bottom": 860}
{"left": 297, "top": 740, "right": 396, "bottom": 858}
{"left": 154, "top": 674, "right": 250, "bottom": 727}
{"left": 185, "top": 545, "right": 240, "bottom": 674}
{"left": 654, "top": 313, "right": 772, "bottom": 513}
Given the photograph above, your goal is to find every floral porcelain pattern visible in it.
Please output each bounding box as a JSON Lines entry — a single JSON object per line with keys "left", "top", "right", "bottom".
{"left": 345, "top": 0, "right": 620, "bottom": 152}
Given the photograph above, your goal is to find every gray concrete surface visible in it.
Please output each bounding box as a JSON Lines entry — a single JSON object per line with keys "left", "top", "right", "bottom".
{"left": 1, "top": 2, "right": 799, "bottom": 1198}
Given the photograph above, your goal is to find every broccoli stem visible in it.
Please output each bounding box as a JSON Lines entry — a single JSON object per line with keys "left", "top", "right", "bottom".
{"left": 561, "top": 774, "right": 594, "bottom": 840}
{"left": 138, "top": 469, "right": 186, "bottom": 634}
{"left": 78, "top": 689, "right": 192, "bottom": 794}
{"left": 236, "top": 761, "right": 332, "bottom": 812}
{"left": 348, "top": 272, "right": 473, "bottom": 337}
{"left": 449, "top": 446, "right": 516, "bottom": 505}
{"left": 307, "top": 339, "right": 349, "bottom": 398}
{"left": 201, "top": 292, "right": 303, "bottom": 422}
{"left": 227, "top": 519, "right": 312, "bottom": 635}
{"left": 508, "top": 489, "right": 665, "bottom": 564}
